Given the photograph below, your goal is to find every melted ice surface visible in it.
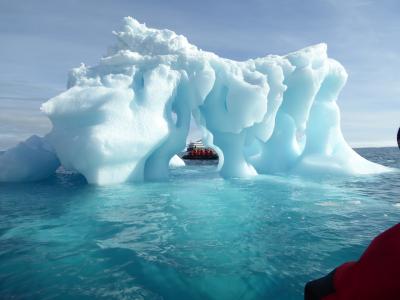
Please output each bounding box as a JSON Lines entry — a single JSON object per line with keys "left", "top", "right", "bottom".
{"left": 1, "top": 17, "right": 390, "bottom": 184}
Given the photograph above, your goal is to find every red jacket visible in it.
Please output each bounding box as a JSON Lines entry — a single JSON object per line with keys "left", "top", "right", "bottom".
{"left": 324, "top": 223, "right": 400, "bottom": 300}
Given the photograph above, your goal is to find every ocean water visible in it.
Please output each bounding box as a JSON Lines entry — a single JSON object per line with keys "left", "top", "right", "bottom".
{"left": 0, "top": 148, "right": 399, "bottom": 300}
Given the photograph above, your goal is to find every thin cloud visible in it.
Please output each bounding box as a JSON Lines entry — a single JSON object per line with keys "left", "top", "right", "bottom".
{"left": 0, "top": 0, "right": 398, "bottom": 149}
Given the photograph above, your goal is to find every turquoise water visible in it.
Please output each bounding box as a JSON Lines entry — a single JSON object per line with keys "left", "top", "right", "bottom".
{"left": 0, "top": 148, "right": 399, "bottom": 299}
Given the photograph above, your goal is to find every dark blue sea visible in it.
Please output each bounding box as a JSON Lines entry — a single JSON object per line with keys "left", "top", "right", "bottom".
{"left": 0, "top": 147, "right": 399, "bottom": 299}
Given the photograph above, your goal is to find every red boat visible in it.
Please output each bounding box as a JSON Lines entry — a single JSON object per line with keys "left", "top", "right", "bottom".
{"left": 182, "top": 141, "right": 218, "bottom": 160}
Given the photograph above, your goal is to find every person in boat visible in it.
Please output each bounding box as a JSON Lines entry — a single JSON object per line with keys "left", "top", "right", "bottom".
{"left": 305, "top": 222, "right": 400, "bottom": 299}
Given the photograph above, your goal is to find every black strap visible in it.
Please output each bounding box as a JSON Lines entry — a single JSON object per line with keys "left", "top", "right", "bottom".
{"left": 304, "top": 269, "right": 336, "bottom": 300}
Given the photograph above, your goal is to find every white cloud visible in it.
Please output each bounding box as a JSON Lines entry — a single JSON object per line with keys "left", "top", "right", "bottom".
{"left": 341, "top": 109, "right": 399, "bottom": 147}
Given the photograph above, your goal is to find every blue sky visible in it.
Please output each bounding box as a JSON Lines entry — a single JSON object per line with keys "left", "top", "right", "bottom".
{"left": 0, "top": 0, "right": 399, "bottom": 149}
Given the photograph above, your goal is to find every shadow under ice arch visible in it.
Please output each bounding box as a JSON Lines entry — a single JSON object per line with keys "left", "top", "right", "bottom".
{"left": 0, "top": 17, "right": 390, "bottom": 184}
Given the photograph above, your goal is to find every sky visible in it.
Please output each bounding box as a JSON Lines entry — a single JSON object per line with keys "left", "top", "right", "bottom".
{"left": 0, "top": 0, "right": 399, "bottom": 149}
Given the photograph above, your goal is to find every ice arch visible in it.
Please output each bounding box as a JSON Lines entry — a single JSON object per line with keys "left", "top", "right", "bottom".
{"left": 0, "top": 17, "right": 390, "bottom": 184}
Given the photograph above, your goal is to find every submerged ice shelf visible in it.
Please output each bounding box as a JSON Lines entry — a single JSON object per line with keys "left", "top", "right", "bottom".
{"left": 0, "top": 17, "right": 390, "bottom": 184}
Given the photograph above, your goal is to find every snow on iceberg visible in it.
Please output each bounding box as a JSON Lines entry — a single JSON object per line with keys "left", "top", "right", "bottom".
{"left": 1, "top": 17, "right": 390, "bottom": 184}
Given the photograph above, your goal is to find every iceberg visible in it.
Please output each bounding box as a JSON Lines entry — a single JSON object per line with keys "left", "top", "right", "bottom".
{"left": 0, "top": 135, "right": 59, "bottom": 182}
{"left": 0, "top": 17, "right": 390, "bottom": 184}
{"left": 169, "top": 155, "right": 185, "bottom": 168}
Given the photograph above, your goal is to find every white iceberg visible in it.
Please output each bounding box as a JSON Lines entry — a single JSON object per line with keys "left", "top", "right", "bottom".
{"left": 0, "top": 17, "right": 390, "bottom": 184}
{"left": 169, "top": 155, "right": 185, "bottom": 168}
